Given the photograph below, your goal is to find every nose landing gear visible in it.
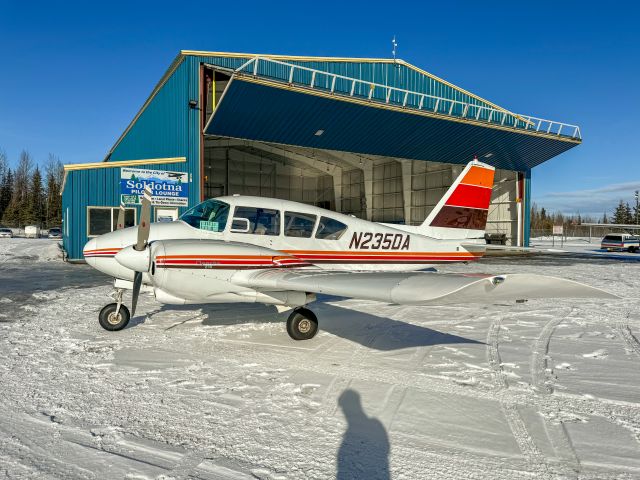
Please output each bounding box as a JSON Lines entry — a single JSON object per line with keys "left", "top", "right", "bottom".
{"left": 99, "top": 288, "right": 131, "bottom": 331}
{"left": 286, "top": 307, "right": 318, "bottom": 340}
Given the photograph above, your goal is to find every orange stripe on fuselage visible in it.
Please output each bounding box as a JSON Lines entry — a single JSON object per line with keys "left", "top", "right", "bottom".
{"left": 461, "top": 166, "right": 495, "bottom": 188}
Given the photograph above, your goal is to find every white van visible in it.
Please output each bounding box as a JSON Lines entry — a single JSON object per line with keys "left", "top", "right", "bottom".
{"left": 25, "top": 225, "right": 40, "bottom": 238}
{"left": 601, "top": 233, "right": 639, "bottom": 253}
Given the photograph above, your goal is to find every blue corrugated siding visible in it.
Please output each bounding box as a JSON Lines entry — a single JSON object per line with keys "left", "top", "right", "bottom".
{"left": 62, "top": 161, "right": 187, "bottom": 260}
{"left": 108, "top": 58, "right": 201, "bottom": 206}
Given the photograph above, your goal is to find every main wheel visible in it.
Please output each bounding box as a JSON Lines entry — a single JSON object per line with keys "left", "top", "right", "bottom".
{"left": 286, "top": 307, "right": 318, "bottom": 340}
{"left": 99, "top": 303, "right": 131, "bottom": 331}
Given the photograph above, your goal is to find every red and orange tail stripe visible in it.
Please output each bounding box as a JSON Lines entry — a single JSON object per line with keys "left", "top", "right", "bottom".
{"left": 430, "top": 165, "right": 495, "bottom": 230}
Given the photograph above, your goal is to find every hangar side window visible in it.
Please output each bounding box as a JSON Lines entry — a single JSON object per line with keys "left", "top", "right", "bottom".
{"left": 87, "top": 207, "right": 136, "bottom": 237}
{"left": 315, "top": 216, "right": 347, "bottom": 240}
{"left": 180, "top": 199, "right": 229, "bottom": 232}
{"left": 284, "top": 212, "right": 317, "bottom": 238}
{"left": 232, "top": 207, "right": 280, "bottom": 235}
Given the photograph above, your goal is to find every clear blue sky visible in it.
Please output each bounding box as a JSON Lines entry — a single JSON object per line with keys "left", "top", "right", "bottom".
{"left": 1, "top": 1, "right": 638, "bottom": 217}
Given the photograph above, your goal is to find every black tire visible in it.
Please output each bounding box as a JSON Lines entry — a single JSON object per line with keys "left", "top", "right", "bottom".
{"left": 286, "top": 307, "right": 318, "bottom": 340}
{"left": 629, "top": 247, "right": 637, "bottom": 253}
{"left": 99, "top": 303, "right": 131, "bottom": 331}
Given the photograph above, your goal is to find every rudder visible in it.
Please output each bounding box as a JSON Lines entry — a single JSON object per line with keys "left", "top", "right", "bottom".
{"left": 421, "top": 160, "right": 495, "bottom": 239}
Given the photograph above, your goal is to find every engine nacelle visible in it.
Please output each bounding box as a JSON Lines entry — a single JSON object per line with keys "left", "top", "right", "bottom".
{"left": 148, "top": 239, "right": 310, "bottom": 305}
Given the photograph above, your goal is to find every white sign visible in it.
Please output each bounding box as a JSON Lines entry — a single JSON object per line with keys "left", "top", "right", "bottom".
{"left": 120, "top": 168, "right": 189, "bottom": 207}
{"left": 553, "top": 225, "right": 564, "bottom": 235}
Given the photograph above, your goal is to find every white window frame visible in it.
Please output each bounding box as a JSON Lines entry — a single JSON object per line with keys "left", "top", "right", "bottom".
{"left": 87, "top": 206, "right": 137, "bottom": 238}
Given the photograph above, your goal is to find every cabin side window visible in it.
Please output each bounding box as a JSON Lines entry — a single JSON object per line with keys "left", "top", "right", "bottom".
{"left": 315, "top": 216, "right": 348, "bottom": 240}
{"left": 232, "top": 207, "right": 281, "bottom": 235}
{"left": 284, "top": 212, "right": 317, "bottom": 238}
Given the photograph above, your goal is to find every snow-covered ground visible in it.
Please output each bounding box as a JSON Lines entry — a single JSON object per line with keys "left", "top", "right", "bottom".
{"left": 1, "top": 238, "right": 639, "bottom": 479}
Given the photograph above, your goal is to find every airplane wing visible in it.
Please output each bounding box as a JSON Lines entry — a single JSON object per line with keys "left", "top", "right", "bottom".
{"left": 231, "top": 270, "right": 618, "bottom": 306}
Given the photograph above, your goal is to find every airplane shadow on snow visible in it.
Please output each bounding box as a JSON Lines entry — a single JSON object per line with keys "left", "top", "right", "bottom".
{"left": 136, "top": 294, "right": 483, "bottom": 351}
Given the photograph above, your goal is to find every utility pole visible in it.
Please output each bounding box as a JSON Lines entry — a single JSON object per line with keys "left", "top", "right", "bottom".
{"left": 635, "top": 190, "right": 639, "bottom": 225}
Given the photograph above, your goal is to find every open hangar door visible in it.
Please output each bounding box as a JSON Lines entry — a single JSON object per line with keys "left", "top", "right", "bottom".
{"left": 201, "top": 138, "right": 520, "bottom": 245}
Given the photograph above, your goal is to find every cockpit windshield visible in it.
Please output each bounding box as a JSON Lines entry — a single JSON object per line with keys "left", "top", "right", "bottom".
{"left": 180, "top": 199, "right": 230, "bottom": 232}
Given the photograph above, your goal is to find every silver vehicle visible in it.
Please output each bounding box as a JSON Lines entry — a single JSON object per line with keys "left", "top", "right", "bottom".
{"left": 48, "top": 227, "right": 62, "bottom": 239}
{"left": 0, "top": 228, "right": 13, "bottom": 238}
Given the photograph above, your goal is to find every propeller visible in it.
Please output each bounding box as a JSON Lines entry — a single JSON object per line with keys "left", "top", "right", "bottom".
{"left": 131, "top": 186, "right": 153, "bottom": 316}
{"left": 116, "top": 203, "right": 125, "bottom": 230}
{"left": 114, "top": 186, "right": 153, "bottom": 317}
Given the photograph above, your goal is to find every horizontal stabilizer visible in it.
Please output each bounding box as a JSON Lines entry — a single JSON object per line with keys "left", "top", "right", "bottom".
{"left": 232, "top": 270, "right": 618, "bottom": 306}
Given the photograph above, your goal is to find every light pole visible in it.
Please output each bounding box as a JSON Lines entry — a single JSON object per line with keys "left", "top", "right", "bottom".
{"left": 635, "top": 190, "right": 639, "bottom": 226}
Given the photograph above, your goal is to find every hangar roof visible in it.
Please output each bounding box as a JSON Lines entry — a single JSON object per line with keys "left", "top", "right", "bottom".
{"left": 106, "top": 51, "right": 581, "bottom": 171}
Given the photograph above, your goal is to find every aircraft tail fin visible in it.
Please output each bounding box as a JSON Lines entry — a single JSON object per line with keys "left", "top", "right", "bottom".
{"left": 421, "top": 160, "right": 495, "bottom": 239}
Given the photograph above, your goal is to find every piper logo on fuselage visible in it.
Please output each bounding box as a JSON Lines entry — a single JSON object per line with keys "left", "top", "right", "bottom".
{"left": 349, "top": 232, "right": 410, "bottom": 250}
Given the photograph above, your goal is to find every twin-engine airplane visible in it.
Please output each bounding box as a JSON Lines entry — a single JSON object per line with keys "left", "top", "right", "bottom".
{"left": 84, "top": 160, "right": 616, "bottom": 340}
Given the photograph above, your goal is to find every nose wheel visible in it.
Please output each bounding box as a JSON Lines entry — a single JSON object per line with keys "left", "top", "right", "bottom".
{"left": 99, "top": 303, "right": 131, "bottom": 331}
{"left": 286, "top": 307, "right": 318, "bottom": 340}
{"left": 99, "top": 288, "right": 131, "bottom": 331}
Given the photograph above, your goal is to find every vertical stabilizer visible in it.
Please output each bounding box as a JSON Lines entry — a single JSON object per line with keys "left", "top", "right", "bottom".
{"left": 421, "top": 160, "right": 495, "bottom": 239}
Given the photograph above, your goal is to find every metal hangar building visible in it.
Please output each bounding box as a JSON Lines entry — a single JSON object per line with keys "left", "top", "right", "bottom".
{"left": 61, "top": 50, "right": 581, "bottom": 260}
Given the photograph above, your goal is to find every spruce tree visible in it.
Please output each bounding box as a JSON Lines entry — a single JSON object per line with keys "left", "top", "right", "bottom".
{"left": 3, "top": 150, "right": 33, "bottom": 227}
{"left": 25, "top": 166, "right": 45, "bottom": 226}
{"left": 613, "top": 200, "right": 628, "bottom": 224}
{"left": 625, "top": 203, "right": 633, "bottom": 225}
{"left": 0, "top": 151, "right": 6, "bottom": 222}
{"left": 44, "top": 158, "right": 63, "bottom": 227}
{"left": 0, "top": 169, "right": 14, "bottom": 226}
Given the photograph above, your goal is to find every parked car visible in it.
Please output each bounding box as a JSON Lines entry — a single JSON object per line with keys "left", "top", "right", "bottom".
{"left": 48, "top": 227, "right": 62, "bottom": 239}
{"left": 601, "top": 233, "right": 640, "bottom": 252}
{"left": 0, "top": 228, "right": 12, "bottom": 238}
{"left": 25, "top": 225, "right": 41, "bottom": 238}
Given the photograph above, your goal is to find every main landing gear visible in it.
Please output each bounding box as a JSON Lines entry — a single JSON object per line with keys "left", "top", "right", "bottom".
{"left": 99, "top": 288, "right": 131, "bottom": 331}
{"left": 286, "top": 307, "right": 318, "bottom": 341}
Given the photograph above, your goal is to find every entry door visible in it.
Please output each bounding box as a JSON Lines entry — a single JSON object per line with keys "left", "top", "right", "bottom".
{"left": 155, "top": 208, "right": 179, "bottom": 223}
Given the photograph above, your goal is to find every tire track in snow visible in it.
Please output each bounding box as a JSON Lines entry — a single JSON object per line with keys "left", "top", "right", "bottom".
{"left": 530, "top": 308, "right": 581, "bottom": 477}
{"left": 486, "top": 316, "right": 552, "bottom": 479}
{"left": 617, "top": 316, "right": 640, "bottom": 359}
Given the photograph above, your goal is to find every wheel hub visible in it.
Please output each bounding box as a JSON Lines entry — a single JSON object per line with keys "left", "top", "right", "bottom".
{"left": 107, "top": 311, "right": 122, "bottom": 325}
{"left": 298, "top": 318, "right": 311, "bottom": 334}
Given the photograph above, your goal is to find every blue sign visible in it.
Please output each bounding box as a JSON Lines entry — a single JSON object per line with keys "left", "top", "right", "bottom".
{"left": 120, "top": 168, "right": 189, "bottom": 206}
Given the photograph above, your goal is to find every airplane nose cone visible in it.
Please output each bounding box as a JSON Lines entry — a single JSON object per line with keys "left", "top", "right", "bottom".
{"left": 84, "top": 237, "right": 97, "bottom": 255}
{"left": 83, "top": 237, "right": 98, "bottom": 266}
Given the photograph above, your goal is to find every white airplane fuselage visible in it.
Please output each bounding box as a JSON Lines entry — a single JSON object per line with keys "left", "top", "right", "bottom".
{"left": 84, "top": 195, "right": 486, "bottom": 304}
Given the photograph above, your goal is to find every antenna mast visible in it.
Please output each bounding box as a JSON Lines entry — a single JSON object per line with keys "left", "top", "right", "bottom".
{"left": 391, "top": 35, "right": 398, "bottom": 67}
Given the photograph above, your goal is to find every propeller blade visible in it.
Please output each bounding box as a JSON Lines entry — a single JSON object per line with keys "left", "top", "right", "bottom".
{"left": 135, "top": 186, "right": 152, "bottom": 251}
{"left": 131, "top": 271, "right": 142, "bottom": 317}
{"left": 116, "top": 204, "right": 125, "bottom": 230}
